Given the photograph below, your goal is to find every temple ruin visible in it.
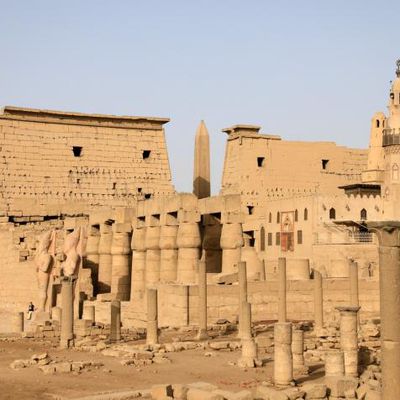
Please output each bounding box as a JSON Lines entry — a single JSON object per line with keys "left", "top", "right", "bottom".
{"left": 2, "top": 61, "right": 400, "bottom": 400}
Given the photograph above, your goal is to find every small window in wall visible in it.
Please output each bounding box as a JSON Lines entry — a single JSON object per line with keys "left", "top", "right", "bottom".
{"left": 360, "top": 208, "right": 367, "bottom": 220}
{"left": 72, "top": 146, "right": 83, "bottom": 157}
{"left": 297, "top": 230, "right": 303, "bottom": 244}
{"left": 329, "top": 208, "right": 336, "bottom": 220}
{"left": 112, "top": 182, "right": 117, "bottom": 190}
{"left": 277, "top": 212, "right": 280, "bottom": 223}
{"left": 260, "top": 226, "right": 266, "bottom": 251}
{"left": 294, "top": 209, "right": 298, "bottom": 222}
{"left": 137, "top": 187, "right": 142, "bottom": 193}
{"left": 267, "top": 232, "right": 272, "bottom": 246}
{"left": 276, "top": 232, "right": 281, "bottom": 246}
{"left": 268, "top": 212, "right": 272, "bottom": 223}
{"left": 142, "top": 150, "right": 151, "bottom": 159}
{"left": 376, "top": 119, "right": 380, "bottom": 128}
{"left": 304, "top": 208, "right": 308, "bottom": 221}
{"left": 257, "top": 157, "right": 265, "bottom": 167}
{"left": 322, "top": 159, "right": 329, "bottom": 170}
{"left": 247, "top": 206, "right": 254, "bottom": 215}
{"left": 144, "top": 193, "right": 152, "bottom": 199}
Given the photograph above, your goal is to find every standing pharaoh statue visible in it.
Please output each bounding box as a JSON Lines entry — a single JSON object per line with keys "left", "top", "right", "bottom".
{"left": 34, "top": 231, "right": 55, "bottom": 312}
{"left": 61, "top": 228, "right": 81, "bottom": 277}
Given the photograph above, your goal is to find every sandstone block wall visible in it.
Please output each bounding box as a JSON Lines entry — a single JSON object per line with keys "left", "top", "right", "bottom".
{"left": 0, "top": 106, "right": 175, "bottom": 216}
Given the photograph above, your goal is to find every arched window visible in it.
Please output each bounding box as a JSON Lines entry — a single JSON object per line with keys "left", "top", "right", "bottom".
{"left": 304, "top": 208, "right": 308, "bottom": 221}
{"left": 260, "top": 226, "right": 266, "bottom": 251}
{"left": 329, "top": 208, "right": 336, "bottom": 220}
{"left": 294, "top": 209, "right": 298, "bottom": 222}
{"left": 277, "top": 212, "right": 280, "bottom": 223}
{"left": 268, "top": 212, "right": 272, "bottom": 223}
{"left": 376, "top": 119, "right": 380, "bottom": 128}
{"left": 360, "top": 208, "right": 367, "bottom": 220}
{"left": 392, "top": 163, "right": 399, "bottom": 181}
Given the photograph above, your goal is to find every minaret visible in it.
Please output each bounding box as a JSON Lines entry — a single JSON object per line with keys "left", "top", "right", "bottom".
{"left": 193, "top": 120, "right": 211, "bottom": 199}
{"left": 382, "top": 60, "right": 400, "bottom": 218}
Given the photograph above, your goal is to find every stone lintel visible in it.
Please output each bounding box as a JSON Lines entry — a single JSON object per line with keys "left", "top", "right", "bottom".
{"left": 335, "top": 306, "right": 361, "bottom": 314}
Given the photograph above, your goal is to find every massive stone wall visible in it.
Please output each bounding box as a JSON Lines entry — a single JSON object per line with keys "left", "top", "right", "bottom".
{"left": 0, "top": 106, "right": 175, "bottom": 216}
{"left": 221, "top": 125, "right": 368, "bottom": 209}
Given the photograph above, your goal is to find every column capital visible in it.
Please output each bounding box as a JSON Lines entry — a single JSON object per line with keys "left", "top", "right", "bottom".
{"left": 366, "top": 221, "right": 400, "bottom": 247}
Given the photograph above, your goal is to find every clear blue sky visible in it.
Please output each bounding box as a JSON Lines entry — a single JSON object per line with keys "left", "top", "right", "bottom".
{"left": 0, "top": 1, "right": 398, "bottom": 193}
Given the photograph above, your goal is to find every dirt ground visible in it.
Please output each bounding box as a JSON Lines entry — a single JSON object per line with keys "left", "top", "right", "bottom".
{"left": 0, "top": 336, "right": 324, "bottom": 400}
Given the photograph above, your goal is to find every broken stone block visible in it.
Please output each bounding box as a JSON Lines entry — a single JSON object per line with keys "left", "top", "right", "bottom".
{"left": 55, "top": 362, "right": 72, "bottom": 373}
{"left": 150, "top": 384, "right": 174, "bottom": 399}
{"left": 186, "top": 388, "right": 224, "bottom": 400}
{"left": 302, "top": 383, "right": 327, "bottom": 399}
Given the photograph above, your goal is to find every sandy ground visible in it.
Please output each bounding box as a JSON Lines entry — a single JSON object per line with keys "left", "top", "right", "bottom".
{"left": 0, "top": 336, "right": 324, "bottom": 400}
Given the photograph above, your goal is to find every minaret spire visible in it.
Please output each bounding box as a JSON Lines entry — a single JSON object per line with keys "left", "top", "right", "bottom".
{"left": 193, "top": 120, "right": 211, "bottom": 199}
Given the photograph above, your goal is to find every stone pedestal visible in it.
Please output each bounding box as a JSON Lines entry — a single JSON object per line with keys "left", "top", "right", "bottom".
{"left": 220, "top": 222, "right": 243, "bottom": 274}
{"left": 292, "top": 329, "right": 305, "bottom": 369}
{"left": 111, "top": 224, "right": 132, "bottom": 301}
{"left": 11, "top": 312, "right": 24, "bottom": 333}
{"left": 145, "top": 226, "right": 161, "bottom": 286}
{"left": 98, "top": 224, "right": 113, "bottom": 294}
{"left": 110, "top": 300, "right": 121, "bottom": 342}
{"left": 325, "top": 350, "right": 345, "bottom": 377}
{"left": 238, "top": 261, "right": 248, "bottom": 338}
{"left": 51, "top": 306, "right": 62, "bottom": 323}
{"left": 336, "top": 306, "right": 360, "bottom": 377}
{"left": 176, "top": 223, "right": 201, "bottom": 284}
{"left": 60, "top": 277, "right": 75, "bottom": 349}
{"left": 146, "top": 288, "right": 158, "bottom": 345}
{"left": 131, "top": 227, "right": 146, "bottom": 300}
{"left": 197, "top": 260, "right": 208, "bottom": 340}
{"left": 83, "top": 305, "right": 95, "bottom": 324}
{"left": 278, "top": 257, "right": 287, "bottom": 322}
{"left": 314, "top": 270, "right": 324, "bottom": 334}
{"left": 274, "top": 322, "right": 293, "bottom": 386}
{"left": 159, "top": 225, "right": 178, "bottom": 283}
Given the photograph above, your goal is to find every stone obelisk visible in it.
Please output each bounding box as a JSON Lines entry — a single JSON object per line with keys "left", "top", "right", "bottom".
{"left": 193, "top": 120, "right": 211, "bottom": 199}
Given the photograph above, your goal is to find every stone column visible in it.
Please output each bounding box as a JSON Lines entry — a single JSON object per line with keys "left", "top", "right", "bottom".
{"left": 278, "top": 257, "right": 287, "bottom": 322}
{"left": 85, "top": 225, "right": 100, "bottom": 294}
{"left": 238, "top": 301, "right": 258, "bottom": 368}
{"left": 176, "top": 222, "right": 201, "bottom": 284}
{"left": 60, "top": 277, "right": 75, "bottom": 349}
{"left": 349, "top": 260, "right": 359, "bottom": 308}
{"left": 145, "top": 226, "right": 161, "bottom": 286}
{"left": 159, "top": 225, "right": 178, "bottom": 283}
{"left": 110, "top": 300, "right": 121, "bottom": 342}
{"left": 197, "top": 260, "right": 208, "bottom": 340}
{"left": 371, "top": 224, "right": 400, "bottom": 400}
{"left": 238, "top": 261, "right": 248, "bottom": 338}
{"left": 292, "top": 329, "right": 305, "bottom": 370}
{"left": 111, "top": 223, "right": 132, "bottom": 301}
{"left": 325, "top": 350, "right": 345, "bottom": 377}
{"left": 83, "top": 305, "right": 95, "bottom": 324}
{"left": 220, "top": 222, "right": 243, "bottom": 274}
{"left": 146, "top": 288, "right": 158, "bottom": 345}
{"left": 98, "top": 224, "right": 113, "bottom": 293}
{"left": 314, "top": 270, "right": 324, "bottom": 334}
{"left": 11, "top": 312, "right": 24, "bottom": 333}
{"left": 274, "top": 322, "right": 293, "bottom": 386}
{"left": 131, "top": 227, "right": 146, "bottom": 300}
{"left": 336, "top": 306, "right": 360, "bottom": 377}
